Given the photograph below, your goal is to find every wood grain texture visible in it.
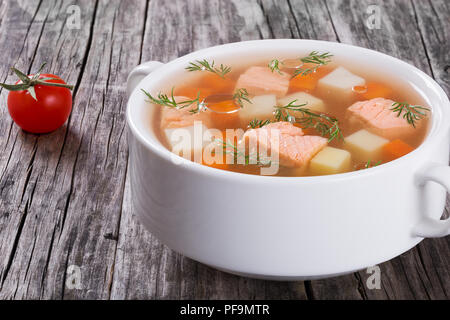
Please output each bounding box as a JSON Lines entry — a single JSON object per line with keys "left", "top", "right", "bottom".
{"left": 0, "top": 0, "right": 449, "bottom": 300}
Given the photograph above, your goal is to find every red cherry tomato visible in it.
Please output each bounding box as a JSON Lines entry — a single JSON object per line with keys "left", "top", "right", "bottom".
{"left": 7, "top": 73, "right": 72, "bottom": 133}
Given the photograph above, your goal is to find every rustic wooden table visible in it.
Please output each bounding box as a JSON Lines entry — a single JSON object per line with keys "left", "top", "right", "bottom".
{"left": 0, "top": 0, "right": 448, "bottom": 300}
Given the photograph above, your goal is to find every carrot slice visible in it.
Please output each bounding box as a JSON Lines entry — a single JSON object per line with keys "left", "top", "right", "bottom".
{"left": 208, "top": 100, "right": 239, "bottom": 113}
{"left": 173, "top": 87, "right": 212, "bottom": 100}
{"left": 289, "top": 73, "right": 317, "bottom": 91}
{"left": 383, "top": 139, "right": 414, "bottom": 161}
{"left": 199, "top": 73, "right": 235, "bottom": 93}
{"left": 288, "top": 65, "right": 332, "bottom": 92}
{"left": 361, "top": 82, "right": 392, "bottom": 100}
{"left": 208, "top": 100, "right": 240, "bottom": 129}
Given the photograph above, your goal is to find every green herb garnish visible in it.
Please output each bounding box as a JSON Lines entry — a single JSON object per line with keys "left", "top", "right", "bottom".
{"left": 233, "top": 88, "right": 251, "bottom": 108}
{"left": 268, "top": 59, "right": 282, "bottom": 74}
{"left": 390, "top": 102, "right": 429, "bottom": 128}
{"left": 274, "top": 100, "right": 343, "bottom": 142}
{"left": 365, "top": 160, "right": 382, "bottom": 169}
{"left": 141, "top": 88, "right": 203, "bottom": 113}
{"left": 249, "top": 118, "right": 271, "bottom": 129}
{"left": 292, "top": 51, "right": 333, "bottom": 78}
{"left": 185, "top": 59, "right": 231, "bottom": 78}
{"left": 215, "top": 138, "right": 273, "bottom": 166}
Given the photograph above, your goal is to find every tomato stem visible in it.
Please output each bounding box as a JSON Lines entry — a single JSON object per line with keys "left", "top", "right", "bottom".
{"left": 33, "top": 80, "right": 74, "bottom": 90}
{"left": 0, "top": 63, "right": 73, "bottom": 101}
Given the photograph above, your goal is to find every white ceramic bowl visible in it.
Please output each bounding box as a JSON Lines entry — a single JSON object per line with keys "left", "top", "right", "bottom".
{"left": 126, "top": 40, "right": 450, "bottom": 280}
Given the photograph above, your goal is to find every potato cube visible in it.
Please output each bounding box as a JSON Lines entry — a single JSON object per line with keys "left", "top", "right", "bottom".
{"left": 309, "top": 147, "right": 352, "bottom": 175}
{"left": 239, "top": 94, "right": 277, "bottom": 127}
{"left": 317, "top": 67, "right": 365, "bottom": 103}
{"left": 278, "top": 91, "right": 326, "bottom": 113}
{"left": 235, "top": 66, "right": 290, "bottom": 98}
{"left": 344, "top": 129, "right": 389, "bottom": 162}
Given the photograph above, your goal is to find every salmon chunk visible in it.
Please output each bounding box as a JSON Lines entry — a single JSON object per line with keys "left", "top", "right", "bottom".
{"left": 347, "top": 98, "right": 420, "bottom": 139}
{"left": 235, "top": 66, "right": 290, "bottom": 98}
{"left": 160, "top": 96, "right": 212, "bottom": 129}
{"left": 243, "top": 122, "right": 327, "bottom": 167}
{"left": 255, "top": 121, "right": 305, "bottom": 137}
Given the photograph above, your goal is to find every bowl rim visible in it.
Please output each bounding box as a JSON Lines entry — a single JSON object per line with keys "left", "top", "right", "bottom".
{"left": 127, "top": 39, "right": 450, "bottom": 184}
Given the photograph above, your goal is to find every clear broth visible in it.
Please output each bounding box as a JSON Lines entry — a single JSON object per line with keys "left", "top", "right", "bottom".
{"left": 151, "top": 58, "right": 430, "bottom": 177}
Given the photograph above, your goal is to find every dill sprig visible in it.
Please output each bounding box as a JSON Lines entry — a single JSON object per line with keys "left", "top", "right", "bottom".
{"left": 365, "top": 160, "right": 382, "bottom": 169}
{"left": 268, "top": 59, "right": 282, "bottom": 74}
{"left": 248, "top": 100, "right": 342, "bottom": 142}
{"left": 293, "top": 51, "right": 333, "bottom": 78}
{"left": 185, "top": 59, "right": 232, "bottom": 78}
{"left": 214, "top": 138, "right": 272, "bottom": 166}
{"left": 301, "top": 51, "right": 333, "bottom": 65}
{"left": 274, "top": 100, "right": 343, "bottom": 142}
{"left": 390, "top": 102, "right": 430, "bottom": 128}
{"left": 233, "top": 88, "right": 251, "bottom": 108}
{"left": 141, "top": 88, "right": 203, "bottom": 113}
{"left": 249, "top": 118, "right": 271, "bottom": 129}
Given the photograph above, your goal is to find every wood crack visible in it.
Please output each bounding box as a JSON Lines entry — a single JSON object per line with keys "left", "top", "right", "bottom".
{"left": 410, "top": 0, "right": 435, "bottom": 78}
{"left": 286, "top": 0, "right": 302, "bottom": 37}
{"left": 323, "top": 0, "right": 341, "bottom": 42}
{"left": 138, "top": 0, "right": 150, "bottom": 64}
{"left": 20, "top": 139, "right": 38, "bottom": 204}
{"left": 354, "top": 272, "right": 368, "bottom": 300}
{"left": 1, "top": 199, "right": 30, "bottom": 288}
{"left": 57, "top": 135, "right": 82, "bottom": 242}
{"left": 303, "top": 280, "right": 314, "bottom": 300}
{"left": 27, "top": 4, "right": 50, "bottom": 74}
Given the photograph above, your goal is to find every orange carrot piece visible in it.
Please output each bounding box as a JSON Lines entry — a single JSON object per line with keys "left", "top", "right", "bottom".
{"left": 199, "top": 73, "right": 235, "bottom": 93}
{"left": 289, "top": 73, "right": 317, "bottom": 91}
{"left": 288, "top": 65, "right": 332, "bottom": 93}
{"left": 173, "top": 87, "right": 212, "bottom": 100}
{"left": 361, "top": 82, "right": 392, "bottom": 100}
{"left": 383, "top": 139, "right": 414, "bottom": 161}
{"left": 208, "top": 100, "right": 239, "bottom": 113}
{"left": 208, "top": 100, "right": 240, "bottom": 129}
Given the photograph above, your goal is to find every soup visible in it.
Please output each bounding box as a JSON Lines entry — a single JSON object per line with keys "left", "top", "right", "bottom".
{"left": 144, "top": 51, "right": 430, "bottom": 176}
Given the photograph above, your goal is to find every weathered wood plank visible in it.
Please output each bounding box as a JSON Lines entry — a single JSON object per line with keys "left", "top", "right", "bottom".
{"left": 0, "top": 0, "right": 98, "bottom": 299}
{"left": 259, "top": 0, "right": 337, "bottom": 41}
{"left": 412, "top": 0, "right": 450, "bottom": 300}
{"left": 0, "top": 0, "right": 448, "bottom": 300}
{"left": 51, "top": 0, "right": 147, "bottom": 300}
{"left": 0, "top": 0, "right": 147, "bottom": 300}
{"left": 412, "top": 0, "right": 450, "bottom": 96}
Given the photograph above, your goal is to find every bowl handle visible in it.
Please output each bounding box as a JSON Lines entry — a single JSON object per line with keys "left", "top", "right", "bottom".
{"left": 127, "top": 61, "right": 164, "bottom": 97}
{"left": 413, "top": 162, "right": 450, "bottom": 238}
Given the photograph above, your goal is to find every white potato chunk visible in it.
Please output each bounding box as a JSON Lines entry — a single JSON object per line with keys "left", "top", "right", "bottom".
{"left": 239, "top": 94, "right": 277, "bottom": 127}
{"left": 278, "top": 91, "right": 326, "bottom": 113}
{"left": 309, "top": 146, "right": 351, "bottom": 175}
{"left": 317, "top": 67, "right": 365, "bottom": 103}
{"left": 165, "top": 123, "right": 213, "bottom": 161}
{"left": 344, "top": 129, "right": 389, "bottom": 162}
